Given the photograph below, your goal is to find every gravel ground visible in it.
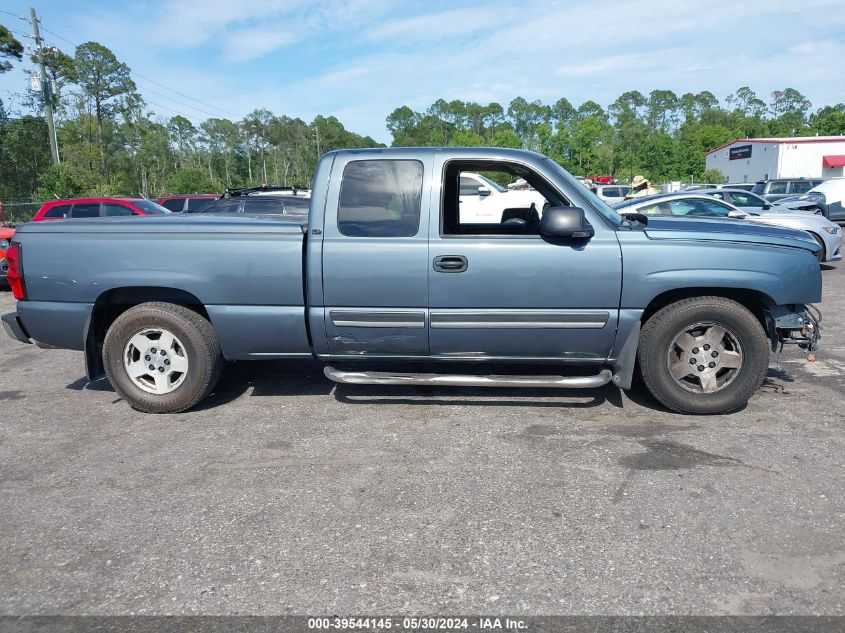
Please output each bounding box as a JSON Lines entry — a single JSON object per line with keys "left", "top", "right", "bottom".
{"left": 0, "top": 264, "right": 843, "bottom": 616}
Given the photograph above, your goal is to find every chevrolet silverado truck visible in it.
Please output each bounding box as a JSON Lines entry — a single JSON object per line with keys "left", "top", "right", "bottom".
{"left": 2, "top": 148, "right": 822, "bottom": 415}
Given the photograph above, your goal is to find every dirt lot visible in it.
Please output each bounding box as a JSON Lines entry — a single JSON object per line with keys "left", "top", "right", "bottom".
{"left": 0, "top": 264, "right": 843, "bottom": 615}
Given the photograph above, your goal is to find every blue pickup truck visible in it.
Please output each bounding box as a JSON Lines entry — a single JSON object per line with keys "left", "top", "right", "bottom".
{"left": 2, "top": 148, "right": 822, "bottom": 415}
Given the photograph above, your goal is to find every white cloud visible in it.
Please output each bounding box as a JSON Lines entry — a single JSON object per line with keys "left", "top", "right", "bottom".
{"left": 3, "top": 0, "right": 843, "bottom": 143}
{"left": 219, "top": 28, "right": 299, "bottom": 62}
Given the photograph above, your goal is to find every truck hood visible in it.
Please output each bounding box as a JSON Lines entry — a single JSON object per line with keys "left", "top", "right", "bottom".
{"left": 641, "top": 216, "right": 820, "bottom": 254}
{"left": 16, "top": 214, "right": 307, "bottom": 235}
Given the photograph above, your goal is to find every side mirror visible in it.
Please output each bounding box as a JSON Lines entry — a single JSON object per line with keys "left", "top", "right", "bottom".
{"left": 727, "top": 210, "right": 747, "bottom": 218}
{"left": 762, "top": 204, "right": 771, "bottom": 210}
{"left": 540, "top": 206, "right": 594, "bottom": 239}
{"left": 478, "top": 186, "right": 492, "bottom": 197}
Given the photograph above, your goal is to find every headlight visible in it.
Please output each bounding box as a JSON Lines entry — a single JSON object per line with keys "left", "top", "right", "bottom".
{"left": 822, "top": 226, "right": 839, "bottom": 234}
{"left": 0, "top": 239, "right": 9, "bottom": 249}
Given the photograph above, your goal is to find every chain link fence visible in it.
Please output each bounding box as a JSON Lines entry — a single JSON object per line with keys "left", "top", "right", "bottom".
{"left": 1, "top": 200, "right": 42, "bottom": 227}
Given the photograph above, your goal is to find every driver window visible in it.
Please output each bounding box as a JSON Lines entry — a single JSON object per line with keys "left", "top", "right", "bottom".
{"left": 443, "top": 161, "right": 565, "bottom": 236}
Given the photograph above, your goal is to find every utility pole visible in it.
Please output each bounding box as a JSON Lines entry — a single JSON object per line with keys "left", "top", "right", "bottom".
{"left": 30, "top": 7, "right": 60, "bottom": 165}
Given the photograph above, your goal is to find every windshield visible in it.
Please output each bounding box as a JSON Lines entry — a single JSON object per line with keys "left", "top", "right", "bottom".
{"left": 541, "top": 158, "right": 626, "bottom": 227}
{"left": 132, "top": 200, "right": 171, "bottom": 215}
{"left": 475, "top": 174, "right": 507, "bottom": 193}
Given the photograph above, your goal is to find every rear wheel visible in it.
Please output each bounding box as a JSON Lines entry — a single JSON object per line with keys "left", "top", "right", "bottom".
{"left": 638, "top": 297, "right": 769, "bottom": 414}
{"left": 103, "top": 302, "right": 222, "bottom": 413}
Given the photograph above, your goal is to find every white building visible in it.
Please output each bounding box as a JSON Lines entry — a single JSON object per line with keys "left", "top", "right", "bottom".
{"left": 705, "top": 136, "right": 845, "bottom": 183}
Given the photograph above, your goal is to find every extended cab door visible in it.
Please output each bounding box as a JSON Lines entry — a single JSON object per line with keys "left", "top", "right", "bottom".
{"left": 320, "top": 151, "right": 433, "bottom": 356}
{"left": 427, "top": 154, "right": 623, "bottom": 362}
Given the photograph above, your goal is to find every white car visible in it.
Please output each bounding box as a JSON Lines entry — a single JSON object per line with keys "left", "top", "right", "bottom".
{"left": 773, "top": 178, "right": 845, "bottom": 222}
{"left": 613, "top": 193, "right": 841, "bottom": 263}
{"left": 459, "top": 172, "right": 547, "bottom": 223}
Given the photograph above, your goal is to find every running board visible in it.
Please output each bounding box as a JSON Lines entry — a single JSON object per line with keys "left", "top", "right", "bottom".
{"left": 324, "top": 366, "right": 613, "bottom": 389}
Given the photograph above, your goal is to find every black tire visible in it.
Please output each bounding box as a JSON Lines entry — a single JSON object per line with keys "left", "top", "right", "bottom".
{"left": 637, "top": 297, "right": 769, "bottom": 415}
{"left": 809, "top": 232, "right": 826, "bottom": 263}
{"left": 103, "top": 302, "right": 222, "bottom": 413}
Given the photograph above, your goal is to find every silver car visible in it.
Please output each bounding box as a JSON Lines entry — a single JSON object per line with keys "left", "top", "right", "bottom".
{"left": 613, "top": 193, "right": 841, "bottom": 263}
{"left": 590, "top": 184, "right": 631, "bottom": 204}
{"left": 692, "top": 188, "right": 775, "bottom": 214}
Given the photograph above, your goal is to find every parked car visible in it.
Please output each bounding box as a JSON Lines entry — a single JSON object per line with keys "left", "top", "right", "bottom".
{"left": 33, "top": 198, "right": 171, "bottom": 221}
{"left": 613, "top": 193, "right": 841, "bottom": 263}
{"left": 685, "top": 183, "right": 755, "bottom": 192}
{"left": 772, "top": 178, "right": 845, "bottom": 221}
{"left": 0, "top": 227, "right": 14, "bottom": 285}
{"left": 692, "top": 188, "right": 774, "bottom": 213}
{"left": 459, "top": 171, "right": 547, "bottom": 223}
{"left": 590, "top": 184, "right": 631, "bottom": 204}
{"left": 752, "top": 178, "right": 825, "bottom": 202}
{"left": 156, "top": 195, "right": 218, "bottom": 213}
{"left": 2, "top": 148, "right": 822, "bottom": 416}
{"left": 188, "top": 195, "right": 310, "bottom": 216}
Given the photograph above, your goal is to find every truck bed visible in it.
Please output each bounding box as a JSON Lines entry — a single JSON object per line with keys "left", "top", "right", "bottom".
{"left": 14, "top": 215, "right": 311, "bottom": 360}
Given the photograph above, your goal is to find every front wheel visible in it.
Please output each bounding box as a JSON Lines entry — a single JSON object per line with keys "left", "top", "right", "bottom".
{"left": 103, "top": 302, "right": 223, "bottom": 413}
{"left": 637, "top": 297, "right": 769, "bottom": 414}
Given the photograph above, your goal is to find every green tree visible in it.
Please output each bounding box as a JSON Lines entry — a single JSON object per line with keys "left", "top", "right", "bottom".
{"left": 701, "top": 168, "right": 725, "bottom": 184}
{"left": 164, "top": 166, "right": 214, "bottom": 194}
{"left": 0, "top": 24, "right": 23, "bottom": 73}
{"left": 73, "top": 42, "right": 137, "bottom": 183}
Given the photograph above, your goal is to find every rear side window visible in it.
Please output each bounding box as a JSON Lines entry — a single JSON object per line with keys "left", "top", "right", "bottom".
{"left": 71, "top": 203, "right": 100, "bottom": 218}
{"left": 338, "top": 160, "right": 423, "bottom": 237}
{"left": 729, "top": 192, "right": 764, "bottom": 207}
{"left": 603, "top": 188, "right": 621, "bottom": 198}
{"left": 43, "top": 204, "right": 71, "bottom": 218}
{"left": 243, "top": 198, "right": 284, "bottom": 214}
{"left": 281, "top": 198, "right": 310, "bottom": 214}
{"left": 186, "top": 197, "right": 214, "bottom": 212}
{"left": 161, "top": 199, "right": 185, "bottom": 212}
{"left": 790, "top": 181, "right": 813, "bottom": 194}
{"left": 104, "top": 204, "right": 135, "bottom": 217}
{"left": 198, "top": 199, "right": 241, "bottom": 214}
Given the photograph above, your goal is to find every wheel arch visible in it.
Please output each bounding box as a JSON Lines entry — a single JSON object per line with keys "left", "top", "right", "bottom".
{"left": 641, "top": 287, "right": 775, "bottom": 331}
{"left": 85, "top": 286, "right": 209, "bottom": 380}
{"left": 806, "top": 231, "right": 826, "bottom": 261}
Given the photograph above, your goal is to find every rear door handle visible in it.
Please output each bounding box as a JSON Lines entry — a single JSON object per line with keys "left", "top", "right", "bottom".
{"left": 433, "top": 255, "right": 468, "bottom": 273}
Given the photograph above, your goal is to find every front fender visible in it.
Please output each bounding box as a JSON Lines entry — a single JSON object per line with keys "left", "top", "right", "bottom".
{"left": 618, "top": 233, "right": 822, "bottom": 308}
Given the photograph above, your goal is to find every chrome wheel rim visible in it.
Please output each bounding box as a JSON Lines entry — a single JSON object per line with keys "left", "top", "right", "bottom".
{"left": 666, "top": 321, "right": 743, "bottom": 394}
{"left": 123, "top": 328, "right": 189, "bottom": 395}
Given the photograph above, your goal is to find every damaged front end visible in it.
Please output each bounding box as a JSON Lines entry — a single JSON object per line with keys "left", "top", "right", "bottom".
{"left": 765, "top": 304, "right": 821, "bottom": 353}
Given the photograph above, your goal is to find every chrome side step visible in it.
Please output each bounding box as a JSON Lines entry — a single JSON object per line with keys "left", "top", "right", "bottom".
{"left": 324, "top": 366, "right": 613, "bottom": 389}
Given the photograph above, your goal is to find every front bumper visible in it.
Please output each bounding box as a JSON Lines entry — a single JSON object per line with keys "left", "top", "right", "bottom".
{"left": 765, "top": 305, "right": 820, "bottom": 352}
{"left": 1, "top": 312, "right": 31, "bottom": 344}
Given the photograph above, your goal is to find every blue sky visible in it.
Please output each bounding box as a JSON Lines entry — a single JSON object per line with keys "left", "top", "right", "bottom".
{"left": 2, "top": 0, "right": 844, "bottom": 142}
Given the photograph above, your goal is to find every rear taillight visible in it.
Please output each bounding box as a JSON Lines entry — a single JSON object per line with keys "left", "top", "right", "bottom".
{"left": 6, "top": 243, "right": 26, "bottom": 301}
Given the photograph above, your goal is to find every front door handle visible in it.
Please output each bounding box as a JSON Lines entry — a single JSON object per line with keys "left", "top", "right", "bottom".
{"left": 433, "top": 255, "right": 468, "bottom": 273}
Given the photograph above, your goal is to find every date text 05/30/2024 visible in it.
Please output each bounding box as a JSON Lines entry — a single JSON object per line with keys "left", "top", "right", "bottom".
{"left": 307, "top": 617, "right": 528, "bottom": 630}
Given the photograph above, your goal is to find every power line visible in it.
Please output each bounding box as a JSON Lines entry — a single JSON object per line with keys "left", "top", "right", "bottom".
{"left": 132, "top": 79, "right": 226, "bottom": 119}
{"left": 38, "top": 23, "right": 240, "bottom": 120}
{"left": 130, "top": 71, "right": 239, "bottom": 118}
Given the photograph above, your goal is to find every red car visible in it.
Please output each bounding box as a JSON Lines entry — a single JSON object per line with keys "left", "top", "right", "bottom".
{"left": 0, "top": 226, "right": 14, "bottom": 285}
{"left": 32, "top": 197, "right": 171, "bottom": 221}
{"left": 157, "top": 194, "right": 219, "bottom": 213}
